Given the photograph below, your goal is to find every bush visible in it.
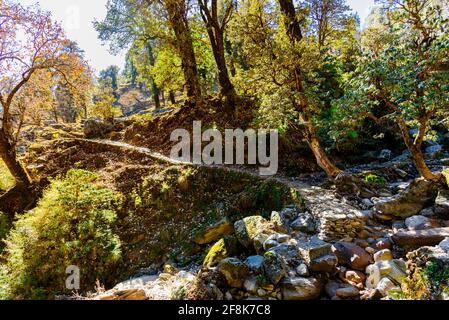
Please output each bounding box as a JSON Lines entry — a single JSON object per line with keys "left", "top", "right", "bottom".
{"left": 364, "top": 174, "right": 387, "bottom": 185}
{"left": 0, "top": 169, "right": 122, "bottom": 299}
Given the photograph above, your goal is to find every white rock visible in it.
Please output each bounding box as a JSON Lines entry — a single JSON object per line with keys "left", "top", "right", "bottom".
{"left": 376, "top": 277, "right": 400, "bottom": 297}
{"left": 374, "top": 249, "right": 393, "bottom": 263}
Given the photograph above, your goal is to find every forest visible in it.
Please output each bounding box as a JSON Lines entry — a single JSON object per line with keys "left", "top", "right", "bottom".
{"left": 0, "top": 0, "right": 449, "bottom": 301}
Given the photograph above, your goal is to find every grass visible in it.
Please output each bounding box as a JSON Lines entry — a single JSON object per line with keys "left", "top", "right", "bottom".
{"left": 0, "top": 160, "right": 15, "bottom": 193}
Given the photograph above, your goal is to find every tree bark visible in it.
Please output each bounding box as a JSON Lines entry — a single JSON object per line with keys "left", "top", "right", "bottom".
{"left": 0, "top": 132, "right": 31, "bottom": 187}
{"left": 164, "top": 0, "right": 202, "bottom": 103}
{"left": 147, "top": 41, "right": 161, "bottom": 110}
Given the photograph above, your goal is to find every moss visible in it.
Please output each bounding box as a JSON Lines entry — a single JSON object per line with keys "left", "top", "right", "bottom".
{"left": 203, "top": 236, "right": 241, "bottom": 267}
{"left": 443, "top": 169, "right": 449, "bottom": 188}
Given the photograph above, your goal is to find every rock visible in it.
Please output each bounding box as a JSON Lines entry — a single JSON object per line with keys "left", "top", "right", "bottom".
{"left": 365, "top": 247, "right": 376, "bottom": 254}
{"left": 425, "top": 144, "right": 443, "bottom": 158}
{"left": 96, "top": 288, "right": 147, "bottom": 300}
{"left": 194, "top": 218, "right": 234, "bottom": 245}
{"left": 405, "top": 215, "right": 431, "bottom": 230}
{"left": 374, "top": 249, "right": 393, "bottom": 263}
{"left": 391, "top": 227, "right": 449, "bottom": 247}
{"left": 438, "top": 238, "right": 449, "bottom": 252}
{"left": 263, "top": 251, "right": 287, "bottom": 285}
{"left": 114, "top": 275, "right": 158, "bottom": 290}
{"left": 257, "top": 289, "right": 267, "bottom": 296}
{"left": 421, "top": 207, "right": 436, "bottom": 217}
{"left": 362, "top": 198, "right": 374, "bottom": 208}
{"left": 263, "top": 239, "right": 278, "bottom": 251}
{"left": 281, "top": 277, "right": 322, "bottom": 300}
{"left": 267, "top": 244, "right": 300, "bottom": 267}
{"left": 365, "top": 260, "right": 407, "bottom": 289}
{"left": 296, "top": 263, "right": 309, "bottom": 277}
{"left": 271, "top": 211, "right": 288, "bottom": 233}
{"left": 297, "top": 236, "right": 332, "bottom": 262}
{"left": 354, "top": 239, "right": 369, "bottom": 248}
{"left": 309, "top": 254, "right": 338, "bottom": 273}
{"left": 345, "top": 270, "right": 366, "bottom": 285}
{"left": 218, "top": 258, "right": 249, "bottom": 289}
{"left": 376, "top": 277, "right": 400, "bottom": 297}
{"left": 203, "top": 236, "right": 242, "bottom": 267}
{"left": 392, "top": 220, "right": 406, "bottom": 232}
{"left": 244, "top": 277, "right": 259, "bottom": 294}
{"left": 374, "top": 178, "right": 440, "bottom": 219}
{"left": 435, "top": 190, "right": 449, "bottom": 219}
{"left": 244, "top": 256, "right": 264, "bottom": 274}
{"left": 279, "top": 206, "right": 298, "bottom": 221}
{"left": 325, "top": 280, "right": 341, "bottom": 297}
{"left": 443, "top": 169, "right": 449, "bottom": 188}
{"left": 374, "top": 238, "right": 392, "bottom": 250}
{"left": 332, "top": 242, "right": 374, "bottom": 271}
{"left": 83, "top": 118, "right": 113, "bottom": 138}
{"left": 336, "top": 286, "right": 359, "bottom": 298}
{"left": 291, "top": 213, "right": 315, "bottom": 234}
{"left": 253, "top": 233, "right": 270, "bottom": 254}
{"left": 379, "top": 149, "right": 392, "bottom": 161}
{"left": 234, "top": 216, "right": 271, "bottom": 249}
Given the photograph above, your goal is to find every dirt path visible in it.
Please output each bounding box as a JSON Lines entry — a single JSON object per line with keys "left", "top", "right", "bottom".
{"left": 73, "top": 138, "right": 366, "bottom": 241}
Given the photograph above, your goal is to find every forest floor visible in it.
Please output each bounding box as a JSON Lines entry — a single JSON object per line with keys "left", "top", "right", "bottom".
{"left": 2, "top": 103, "right": 449, "bottom": 300}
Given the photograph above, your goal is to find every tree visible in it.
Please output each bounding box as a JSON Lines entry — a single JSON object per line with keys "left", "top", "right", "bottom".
{"left": 161, "top": 0, "right": 203, "bottom": 103}
{"left": 99, "top": 65, "right": 120, "bottom": 92}
{"left": 303, "top": 0, "right": 353, "bottom": 49}
{"left": 278, "top": 0, "right": 342, "bottom": 178}
{"left": 338, "top": 0, "right": 449, "bottom": 181}
{"left": 92, "top": 78, "right": 122, "bottom": 123}
{"left": 0, "top": 2, "right": 90, "bottom": 188}
{"left": 198, "top": 0, "right": 236, "bottom": 107}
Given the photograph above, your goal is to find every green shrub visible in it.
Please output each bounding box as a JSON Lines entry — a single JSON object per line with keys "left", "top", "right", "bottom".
{"left": 364, "top": 174, "right": 387, "bottom": 185}
{"left": 0, "top": 212, "right": 11, "bottom": 253}
{"left": 0, "top": 169, "right": 122, "bottom": 299}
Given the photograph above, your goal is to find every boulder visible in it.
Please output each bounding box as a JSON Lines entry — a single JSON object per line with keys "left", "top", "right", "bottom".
{"left": 374, "top": 178, "right": 440, "bottom": 219}
{"left": 218, "top": 258, "right": 249, "bottom": 289}
{"left": 291, "top": 212, "right": 315, "bottom": 234}
{"left": 435, "top": 190, "right": 449, "bottom": 219}
{"left": 345, "top": 270, "right": 366, "bottom": 285}
{"left": 281, "top": 277, "right": 322, "bottom": 300}
{"left": 244, "top": 256, "right": 264, "bottom": 274}
{"left": 194, "top": 218, "right": 234, "bottom": 245}
{"left": 203, "top": 236, "right": 242, "bottom": 267}
{"left": 83, "top": 118, "right": 113, "bottom": 139}
{"left": 336, "top": 286, "right": 359, "bottom": 298}
{"left": 391, "top": 227, "right": 449, "bottom": 247}
{"left": 263, "top": 251, "right": 287, "bottom": 285}
{"left": 405, "top": 215, "right": 431, "bottom": 230}
{"left": 332, "top": 242, "right": 374, "bottom": 271}
{"left": 365, "top": 260, "right": 407, "bottom": 289}
{"left": 376, "top": 277, "right": 401, "bottom": 297}
{"left": 234, "top": 216, "right": 271, "bottom": 249}
{"left": 271, "top": 211, "right": 288, "bottom": 233}
{"left": 309, "top": 254, "right": 338, "bottom": 273}
{"left": 243, "top": 276, "right": 259, "bottom": 294}
{"left": 379, "top": 149, "right": 392, "bottom": 161}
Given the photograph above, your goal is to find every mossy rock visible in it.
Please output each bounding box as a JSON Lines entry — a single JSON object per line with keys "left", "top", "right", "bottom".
{"left": 203, "top": 235, "right": 242, "bottom": 267}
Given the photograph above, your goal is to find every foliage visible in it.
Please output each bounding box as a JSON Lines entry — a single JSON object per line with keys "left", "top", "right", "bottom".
{"left": 0, "top": 170, "right": 122, "bottom": 299}
{"left": 364, "top": 174, "right": 387, "bottom": 185}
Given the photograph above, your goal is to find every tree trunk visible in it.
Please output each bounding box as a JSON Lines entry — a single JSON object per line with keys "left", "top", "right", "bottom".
{"left": 169, "top": 91, "right": 176, "bottom": 104}
{"left": 147, "top": 42, "right": 161, "bottom": 110}
{"left": 305, "top": 121, "right": 342, "bottom": 178}
{"left": 199, "top": 0, "right": 236, "bottom": 109}
{"left": 164, "top": 0, "right": 202, "bottom": 102}
{"left": 410, "top": 145, "right": 440, "bottom": 181}
{"left": 0, "top": 132, "right": 31, "bottom": 187}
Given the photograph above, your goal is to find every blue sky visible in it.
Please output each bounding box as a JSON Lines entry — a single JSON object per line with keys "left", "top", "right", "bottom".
{"left": 21, "top": 0, "right": 376, "bottom": 74}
